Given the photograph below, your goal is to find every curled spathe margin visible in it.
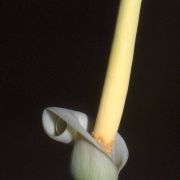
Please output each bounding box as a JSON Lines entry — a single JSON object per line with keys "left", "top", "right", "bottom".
{"left": 42, "top": 107, "right": 129, "bottom": 175}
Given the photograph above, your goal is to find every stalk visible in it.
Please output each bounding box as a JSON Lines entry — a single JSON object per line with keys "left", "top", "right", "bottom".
{"left": 92, "top": 0, "right": 142, "bottom": 154}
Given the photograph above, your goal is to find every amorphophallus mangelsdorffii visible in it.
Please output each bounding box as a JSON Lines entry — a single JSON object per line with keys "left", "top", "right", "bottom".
{"left": 42, "top": 0, "right": 142, "bottom": 179}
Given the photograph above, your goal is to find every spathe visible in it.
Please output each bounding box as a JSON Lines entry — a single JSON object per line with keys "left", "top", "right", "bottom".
{"left": 42, "top": 107, "right": 128, "bottom": 174}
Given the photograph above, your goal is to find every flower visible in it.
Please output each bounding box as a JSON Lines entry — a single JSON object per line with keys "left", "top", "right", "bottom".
{"left": 42, "top": 107, "right": 128, "bottom": 180}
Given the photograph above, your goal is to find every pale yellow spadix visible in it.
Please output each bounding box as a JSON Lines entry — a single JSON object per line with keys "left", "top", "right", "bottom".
{"left": 92, "top": 0, "right": 142, "bottom": 154}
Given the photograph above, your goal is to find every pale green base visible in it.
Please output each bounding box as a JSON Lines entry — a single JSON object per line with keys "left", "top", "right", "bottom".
{"left": 71, "top": 138, "right": 118, "bottom": 180}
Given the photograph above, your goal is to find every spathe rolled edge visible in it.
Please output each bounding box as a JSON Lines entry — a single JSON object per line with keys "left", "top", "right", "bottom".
{"left": 42, "top": 107, "right": 129, "bottom": 173}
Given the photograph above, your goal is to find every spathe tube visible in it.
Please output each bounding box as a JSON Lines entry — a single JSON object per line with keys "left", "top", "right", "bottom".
{"left": 42, "top": 107, "right": 129, "bottom": 175}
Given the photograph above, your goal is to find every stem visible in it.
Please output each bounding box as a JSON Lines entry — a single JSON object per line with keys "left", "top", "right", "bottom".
{"left": 92, "top": 0, "right": 142, "bottom": 154}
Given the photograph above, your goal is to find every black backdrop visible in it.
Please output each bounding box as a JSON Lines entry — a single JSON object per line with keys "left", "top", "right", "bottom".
{"left": 1, "top": 0, "right": 179, "bottom": 179}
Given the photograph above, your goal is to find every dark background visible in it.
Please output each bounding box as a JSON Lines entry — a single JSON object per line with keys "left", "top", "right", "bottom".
{"left": 1, "top": 0, "right": 179, "bottom": 179}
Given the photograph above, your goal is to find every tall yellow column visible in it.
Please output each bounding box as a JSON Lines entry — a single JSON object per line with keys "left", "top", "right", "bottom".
{"left": 92, "top": 0, "right": 142, "bottom": 154}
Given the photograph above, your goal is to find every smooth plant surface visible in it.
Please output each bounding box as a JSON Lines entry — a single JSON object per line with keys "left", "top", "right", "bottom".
{"left": 42, "top": 107, "right": 129, "bottom": 179}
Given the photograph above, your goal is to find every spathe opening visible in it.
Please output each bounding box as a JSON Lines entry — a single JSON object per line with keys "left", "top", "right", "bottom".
{"left": 44, "top": 110, "right": 67, "bottom": 136}
{"left": 55, "top": 117, "right": 67, "bottom": 136}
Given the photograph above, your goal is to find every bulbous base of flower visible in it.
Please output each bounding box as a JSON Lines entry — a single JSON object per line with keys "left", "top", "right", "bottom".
{"left": 43, "top": 107, "right": 129, "bottom": 178}
{"left": 71, "top": 137, "right": 118, "bottom": 180}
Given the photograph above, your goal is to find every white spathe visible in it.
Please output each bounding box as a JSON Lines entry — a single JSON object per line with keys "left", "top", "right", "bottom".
{"left": 42, "top": 107, "right": 129, "bottom": 179}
